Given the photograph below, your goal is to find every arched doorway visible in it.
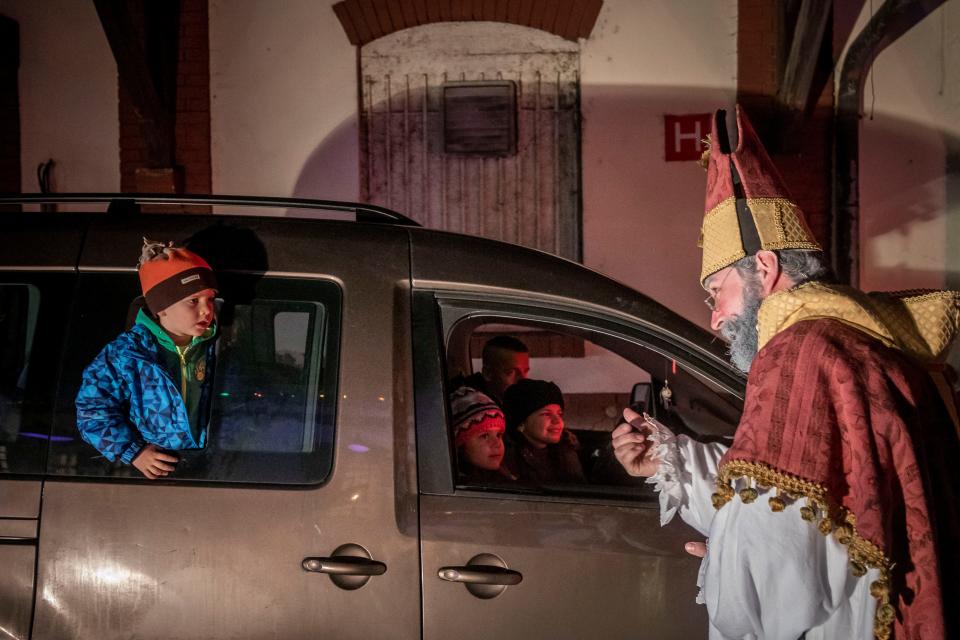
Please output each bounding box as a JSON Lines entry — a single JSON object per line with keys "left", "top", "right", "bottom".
{"left": 334, "top": 1, "right": 603, "bottom": 260}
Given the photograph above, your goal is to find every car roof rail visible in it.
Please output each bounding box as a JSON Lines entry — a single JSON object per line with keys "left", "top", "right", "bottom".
{"left": 0, "top": 193, "right": 421, "bottom": 226}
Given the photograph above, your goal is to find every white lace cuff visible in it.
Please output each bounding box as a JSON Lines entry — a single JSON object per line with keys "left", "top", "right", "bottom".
{"left": 644, "top": 423, "right": 691, "bottom": 526}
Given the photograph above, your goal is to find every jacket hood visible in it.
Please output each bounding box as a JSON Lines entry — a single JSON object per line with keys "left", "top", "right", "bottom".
{"left": 135, "top": 308, "right": 216, "bottom": 353}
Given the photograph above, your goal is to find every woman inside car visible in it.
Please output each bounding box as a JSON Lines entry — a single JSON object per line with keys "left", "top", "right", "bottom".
{"left": 502, "top": 379, "right": 586, "bottom": 485}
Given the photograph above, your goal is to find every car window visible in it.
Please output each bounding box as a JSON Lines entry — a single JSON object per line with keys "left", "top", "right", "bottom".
{"left": 0, "top": 276, "right": 75, "bottom": 477}
{"left": 443, "top": 313, "right": 742, "bottom": 501}
{"left": 49, "top": 273, "right": 341, "bottom": 484}
{"left": 0, "top": 283, "right": 41, "bottom": 474}
{"left": 213, "top": 302, "right": 325, "bottom": 456}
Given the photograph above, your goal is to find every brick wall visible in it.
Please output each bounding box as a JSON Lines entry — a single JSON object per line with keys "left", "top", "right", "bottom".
{"left": 737, "top": 0, "right": 782, "bottom": 108}
{"left": 119, "top": 0, "right": 211, "bottom": 195}
{"left": 737, "top": 0, "right": 833, "bottom": 254}
{"left": 0, "top": 15, "right": 20, "bottom": 196}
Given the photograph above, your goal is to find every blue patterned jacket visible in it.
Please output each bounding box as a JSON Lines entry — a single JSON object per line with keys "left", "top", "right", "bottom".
{"left": 76, "top": 314, "right": 216, "bottom": 464}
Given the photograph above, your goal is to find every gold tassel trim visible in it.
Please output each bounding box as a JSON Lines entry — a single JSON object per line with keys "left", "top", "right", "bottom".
{"left": 716, "top": 460, "right": 894, "bottom": 640}
{"left": 711, "top": 482, "right": 735, "bottom": 509}
{"left": 768, "top": 493, "right": 786, "bottom": 512}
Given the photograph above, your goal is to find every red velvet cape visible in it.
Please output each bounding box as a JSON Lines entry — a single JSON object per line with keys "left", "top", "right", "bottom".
{"left": 721, "top": 319, "right": 960, "bottom": 640}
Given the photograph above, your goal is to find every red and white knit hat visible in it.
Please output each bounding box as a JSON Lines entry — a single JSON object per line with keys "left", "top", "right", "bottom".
{"left": 450, "top": 387, "right": 505, "bottom": 446}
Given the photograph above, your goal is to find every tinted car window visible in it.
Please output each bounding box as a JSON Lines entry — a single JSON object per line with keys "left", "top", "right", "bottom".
{"left": 0, "top": 275, "right": 74, "bottom": 476}
{"left": 50, "top": 273, "right": 341, "bottom": 484}
{"left": 212, "top": 301, "right": 329, "bottom": 457}
{"left": 0, "top": 284, "right": 41, "bottom": 474}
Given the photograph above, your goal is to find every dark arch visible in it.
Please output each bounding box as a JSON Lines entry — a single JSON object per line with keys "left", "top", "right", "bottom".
{"left": 332, "top": 0, "right": 603, "bottom": 46}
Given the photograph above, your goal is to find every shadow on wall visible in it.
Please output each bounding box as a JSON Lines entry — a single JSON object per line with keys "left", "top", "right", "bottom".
{"left": 283, "top": 82, "right": 959, "bottom": 316}
{"left": 578, "top": 84, "right": 736, "bottom": 328}
{"left": 580, "top": 87, "right": 960, "bottom": 301}
{"left": 859, "top": 115, "right": 960, "bottom": 291}
{"left": 290, "top": 116, "right": 360, "bottom": 209}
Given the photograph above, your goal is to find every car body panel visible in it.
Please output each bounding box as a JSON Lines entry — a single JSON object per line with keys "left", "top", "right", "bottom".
{"left": 0, "top": 479, "right": 41, "bottom": 640}
{"left": 27, "top": 216, "right": 422, "bottom": 639}
{"left": 420, "top": 494, "right": 707, "bottom": 639}
{"left": 408, "top": 228, "right": 741, "bottom": 639}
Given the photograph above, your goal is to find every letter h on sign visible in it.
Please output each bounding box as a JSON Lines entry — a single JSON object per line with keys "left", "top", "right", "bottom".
{"left": 664, "top": 114, "right": 712, "bottom": 162}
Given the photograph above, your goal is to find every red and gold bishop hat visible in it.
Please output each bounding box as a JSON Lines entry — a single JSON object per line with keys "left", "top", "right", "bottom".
{"left": 699, "top": 105, "right": 821, "bottom": 284}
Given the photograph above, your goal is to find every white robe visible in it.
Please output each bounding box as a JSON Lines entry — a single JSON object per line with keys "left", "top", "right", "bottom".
{"left": 649, "top": 427, "right": 878, "bottom": 640}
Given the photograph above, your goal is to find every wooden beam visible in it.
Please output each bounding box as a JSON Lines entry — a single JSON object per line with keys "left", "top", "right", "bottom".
{"left": 94, "top": 0, "right": 179, "bottom": 168}
{"left": 333, "top": 0, "right": 604, "bottom": 45}
{"left": 777, "top": 0, "right": 832, "bottom": 114}
{"left": 0, "top": 15, "right": 21, "bottom": 201}
{"left": 577, "top": 0, "right": 603, "bottom": 39}
{"left": 332, "top": 2, "right": 361, "bottom": 45}
{"left": 0, "top": 14, "right": 18, "bottom": 69}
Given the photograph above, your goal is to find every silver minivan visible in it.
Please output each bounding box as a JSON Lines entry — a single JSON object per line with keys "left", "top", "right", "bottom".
{"left": 0, "top": 195, "right": 744, "bottom": 639}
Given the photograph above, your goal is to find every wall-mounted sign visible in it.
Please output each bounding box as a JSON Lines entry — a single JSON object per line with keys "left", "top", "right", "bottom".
{"left": 664, "top": 114, "right": 712, "bottom": 162}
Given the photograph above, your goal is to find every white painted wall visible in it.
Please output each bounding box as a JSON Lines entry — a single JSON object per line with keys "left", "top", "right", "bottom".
{"left": 580, "top": 0, "right": 738, "bottom": 326}
{"left": 209, "top": 0, "right": 359, "bottom": 201}
{"left": 6, "top": 0, "right": 737, "bottom": 326}
{"left": 0, "top": 0, "right": 119, "bottom": 192}
{"left": 207, "top": 1, "right": 739, "bottom": 324}
{"left": 852, "top": 2, "right": 960, "bottom": 291}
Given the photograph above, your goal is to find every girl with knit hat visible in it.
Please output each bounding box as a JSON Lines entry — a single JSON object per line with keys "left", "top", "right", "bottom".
{"left": 449, "top": 387, "right": 515, "bottom": 484}
{"left": 76, "top": 239, "right": 218, "bottom": 480}
{"left": 502, "top": 379, "right": 586, "bottom": 485}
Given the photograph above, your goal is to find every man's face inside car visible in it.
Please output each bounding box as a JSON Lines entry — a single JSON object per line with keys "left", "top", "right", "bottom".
{"left": 482, "top": 348, "right": 530, "bottom": 401}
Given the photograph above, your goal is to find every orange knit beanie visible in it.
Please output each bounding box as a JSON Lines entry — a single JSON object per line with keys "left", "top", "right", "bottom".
{"left": 138, "top": 238, "right": 217, "bottom": 314}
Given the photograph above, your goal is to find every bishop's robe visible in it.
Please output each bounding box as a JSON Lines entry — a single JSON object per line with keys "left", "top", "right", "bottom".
{"left": 650, "top": 283, "right": 960, "bottom": 640}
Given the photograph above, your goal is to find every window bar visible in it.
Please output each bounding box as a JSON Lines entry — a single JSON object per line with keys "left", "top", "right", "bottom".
{"left": 554, "top": 70, "right": 561, "bottom": 256}
{"left": 438, "top": 72, "right": 448, "bottom": 231}
{"left": 479, "top": 72, "right": 486, "bottom": 238}
{"left": 404, "top": 74, "right": 411, "bottom": 218}
{"left": 459, "top": 71, "right": 467, "bottom": 234}
{"left": 481, "top": 157, "right": 486, "bottom": 238}
{"left": 515, "top": 72, "right": 523, "bottom": 245}
{"left": 423, "top": 73, "right": 431, "bottom": 228}
{"left": 497, "top": 71, "right": 505, "bottom": 242}
{"left": 534, "top": 70, "right": 541, "bottom": 250}
{"left": 385, "top": 74, "right": 393, "bottom": 210}
{"left": 364, "top": 76, "right": 374, "bottom": 202}
{"left": 459, "top": 155, "right": 466, "bottom": 234}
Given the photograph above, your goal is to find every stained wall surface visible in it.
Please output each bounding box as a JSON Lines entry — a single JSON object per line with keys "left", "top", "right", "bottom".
{"left": 0, "top": 0, "right": 119, "bottom": 193}
{"left": 209, "top": 0, "right": 360, "bottom": 202}
{"left": 210, "top": 0, "right": 737, "bottom": 324}
{"left": 8, "top": 0, "right": 736, "bottom": 326}
{"left": 579, "top": 1, "right": 737, "bottom": 325}
{"left": 853, "top": 3, "right": 960, "bottom": 292}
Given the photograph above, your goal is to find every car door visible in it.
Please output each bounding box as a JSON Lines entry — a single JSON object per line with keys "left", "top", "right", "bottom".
{"left": 30, "top": 219, "right": 421, "bottom": 639}
{"left": 0, "top": 272, "right": 76, "bottom": 640}
{"left": 413, "top": 290, "right": 744, "bottom": 639}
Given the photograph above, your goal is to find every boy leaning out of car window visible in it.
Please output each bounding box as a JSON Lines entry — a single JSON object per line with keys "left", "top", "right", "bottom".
{"left": 76, "top": 239, "right": 218, "bottom": 479}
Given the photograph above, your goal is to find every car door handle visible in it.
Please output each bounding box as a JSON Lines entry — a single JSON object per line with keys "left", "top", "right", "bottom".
{"left": 438, "top": 565, "right": 522, "bottom": 586}
{"left": 302, "top": 556, "right": 387, "bottom": 576}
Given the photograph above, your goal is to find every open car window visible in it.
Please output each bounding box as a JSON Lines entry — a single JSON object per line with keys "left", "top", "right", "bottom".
{"left": 444, "top": 316, "right": 742, "bottom": 501}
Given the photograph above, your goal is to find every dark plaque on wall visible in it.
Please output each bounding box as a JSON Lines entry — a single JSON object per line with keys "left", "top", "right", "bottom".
{"left": 442, "top": 81, "right": 517, "bottom": 156}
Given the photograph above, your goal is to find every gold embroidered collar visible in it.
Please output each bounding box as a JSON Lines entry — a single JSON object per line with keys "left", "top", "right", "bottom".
{"left": 757, "top": 281, "right": 960, "bottom": 362}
